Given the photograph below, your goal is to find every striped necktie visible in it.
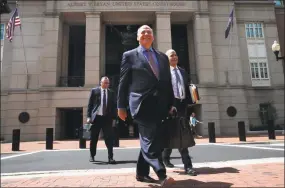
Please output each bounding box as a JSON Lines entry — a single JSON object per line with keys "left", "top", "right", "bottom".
{"left": 174, "top": 68, "right": 182, "bottom": 98}
{"left": 146, "top": 50, "right": 159, "bottom": 78}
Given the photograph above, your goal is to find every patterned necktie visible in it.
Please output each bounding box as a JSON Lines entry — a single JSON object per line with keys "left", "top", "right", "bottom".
{"left": 174, "top": 68, "right": 182, "bottom": 98}
{"left": 146, "top": 50, "right": 159, "bottom": 78}
{"left": 102, "top": 89, "right": 107, "bottom": 115}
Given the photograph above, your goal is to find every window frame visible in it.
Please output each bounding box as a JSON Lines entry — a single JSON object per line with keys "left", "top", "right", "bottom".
{"left": 245, "top": 22, "right": 271, "bottom": 87}
{"left": 0, "top": 23, "right": 5, "bottom": 40}
{"left": 245, "top": 23, "right": 264, "bottom": 39}
{"left": 249, "top": 58, "right": 270, "bottom": 80}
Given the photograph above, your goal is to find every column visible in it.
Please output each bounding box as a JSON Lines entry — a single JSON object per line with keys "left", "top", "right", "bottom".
{"left": 61, "top": 23, "right": 69, "bottom": 86}
{"left": 155, "top": 12, "right": 172, "bottom": 53}
{"left": 40, "top": 12, "right": 62, "bottom": 87}
{"left": 193, "top": 12, "right": 215, "bottom": 84}
{"left": 85, "top": 12, "right": 101, "bottom": 87}
{"left": 187, "top": 22, "right": 198, "bottom": 83}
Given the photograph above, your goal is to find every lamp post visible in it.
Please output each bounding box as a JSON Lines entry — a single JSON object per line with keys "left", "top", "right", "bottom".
{"left": 272, "top": 40, "right": 285, "bottom": 80}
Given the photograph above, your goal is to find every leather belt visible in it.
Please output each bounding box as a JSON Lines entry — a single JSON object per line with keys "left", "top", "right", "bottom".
{"left": 175, "top": 98, "right": 185, "bottom": 103}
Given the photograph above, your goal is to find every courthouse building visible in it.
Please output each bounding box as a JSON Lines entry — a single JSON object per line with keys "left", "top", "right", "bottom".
{"left": 0, "top": 0, "right": 284, "bottom": 141}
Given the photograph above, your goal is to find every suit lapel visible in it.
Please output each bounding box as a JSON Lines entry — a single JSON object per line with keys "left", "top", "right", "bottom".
{"left": 107, "top": 89, "right": 111, "bottom": 109}
{"left": 179, "top": 67, "right": 186, "bottom": 83}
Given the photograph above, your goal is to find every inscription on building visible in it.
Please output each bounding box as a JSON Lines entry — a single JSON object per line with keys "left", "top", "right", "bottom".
{"left": 67, "top": 1, "right": 186, "bottom": 8}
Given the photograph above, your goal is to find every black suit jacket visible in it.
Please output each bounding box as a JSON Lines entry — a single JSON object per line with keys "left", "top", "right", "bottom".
{"left": 117, "top": 46, "right": 174, "bottom": 120}
{"left": 87, "top": 87, "right": 116, "bottom": 122}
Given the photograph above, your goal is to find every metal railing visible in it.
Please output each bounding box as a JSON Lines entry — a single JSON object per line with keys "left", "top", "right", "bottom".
{"left": 59, "top": 76, "right": 84, "bottom": 87}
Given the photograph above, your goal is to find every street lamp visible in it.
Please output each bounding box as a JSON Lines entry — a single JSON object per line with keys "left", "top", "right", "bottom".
{"left": 272, "top": 40, "right": 285, "bottom": 80}
{"left": 272, "top": 41, "right": 285, "bottom": 61}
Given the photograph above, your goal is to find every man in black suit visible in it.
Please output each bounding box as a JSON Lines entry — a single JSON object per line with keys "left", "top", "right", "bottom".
{"left": 162, "top": 49, "right": 197, "bottom": 176}
{"left": 117, "top": 25, "right": 176, "bottom": 186}
{"left": 87, "top": 76, "right": 116, "bottom": 164}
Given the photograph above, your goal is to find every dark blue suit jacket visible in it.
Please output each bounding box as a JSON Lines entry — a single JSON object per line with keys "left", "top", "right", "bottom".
{"left": 117, "top": 46, "right": 174, "bottom": 121}
{"left": 87, "top": 87, "right": 116, "bottom": 122}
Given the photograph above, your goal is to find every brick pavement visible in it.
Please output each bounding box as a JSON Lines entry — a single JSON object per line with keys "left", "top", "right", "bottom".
{"left": 1, "top": 135, "right": 284, "bottom": 153}
{"left": 1, "top": 162, "right": 284, "bottom": 187}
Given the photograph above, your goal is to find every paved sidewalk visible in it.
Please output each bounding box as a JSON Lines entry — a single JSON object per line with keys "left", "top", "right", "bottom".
{"left": 1, "top": 135, "right": 284, "bottom": 153}
{"left": 1, "top": 162, "right": 284, "bottom": 187}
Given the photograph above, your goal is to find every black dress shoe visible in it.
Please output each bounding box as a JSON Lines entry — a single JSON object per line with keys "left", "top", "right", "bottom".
{"left": 164, "top": 161, "right": 174, "bottom": 168}
{"left": 185, "top": 168, "right": 198, "bottom": 176}
{"left": 89, "top": 156, "right": 95, "bottom": 162}
{"left": 136, "top": 175, "right": 156, "bottom": 183}
{"left": 108, "top": 158, "right": 116, "bottom": 164}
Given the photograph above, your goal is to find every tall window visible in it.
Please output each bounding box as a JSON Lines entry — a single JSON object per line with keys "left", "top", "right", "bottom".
{"left": 1, "top": 24, "right": 5, "bottom": 72}
{"left": 0, "top": 24, "right": 5, "bottom": 40}
{"left": 274, "top": 0, "right": 284, "bottom": 6}
{"left": 245, "top": 23, "right": 270, "bottom": 87}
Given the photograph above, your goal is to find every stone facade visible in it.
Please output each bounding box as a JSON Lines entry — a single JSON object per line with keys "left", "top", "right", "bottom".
{"left": 1, "top": 0, "right": 284, "bottom": 141}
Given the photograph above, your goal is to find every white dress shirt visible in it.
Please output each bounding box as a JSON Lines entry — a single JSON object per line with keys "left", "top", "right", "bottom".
{"left": 96, "top": 87, "right": 108, "bottom": 116}
{"left": 170, "top": 66, "right": 185, "bottom": 99}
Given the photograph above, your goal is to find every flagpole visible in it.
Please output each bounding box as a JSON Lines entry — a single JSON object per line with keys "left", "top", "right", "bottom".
{"left": 17, "top": 1, "right": 29, "bottom": 90}
{"left": 17, "top": 1, "right": 29, "bottom": 115}
{"left": 226, "top": 5, "right": 234, "bottom": 86}
{"left": 227, "top": 25, "right": 233, "bottom": 86}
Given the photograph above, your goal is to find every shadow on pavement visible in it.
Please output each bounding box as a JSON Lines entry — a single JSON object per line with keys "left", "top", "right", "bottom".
{"left": 92, "top": 160, "right": 137, "bottom": 165}
{"left": 173, "top": 167, "right": 240, "bottom": 175}
{"left": 148, "top": 179, "right": 233, "bottom": 187}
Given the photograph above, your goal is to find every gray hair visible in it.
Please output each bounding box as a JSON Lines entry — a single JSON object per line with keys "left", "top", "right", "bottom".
{"left": 100, "top": 76, "right": 109, "bottom": 82}
{"left": 137, "top": 25, "right": 153, "bottom": 37}
{"left": 165, "top": 49, "right": 176, "bottom": 57}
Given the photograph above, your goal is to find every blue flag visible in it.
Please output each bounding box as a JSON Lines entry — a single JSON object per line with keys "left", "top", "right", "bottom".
{"left": 225, "top": 8, "right": 234, "bottom": 39}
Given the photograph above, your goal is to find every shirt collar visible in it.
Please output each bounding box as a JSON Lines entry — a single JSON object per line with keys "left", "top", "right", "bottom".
{"left": 139, "top": 45, "right": 153, "bottom": 52}
{"left": 100, "top": 87, "right": 107, "bottom": 92}
{"left": 170, "top": 65, "right": 178, "bottom": 71}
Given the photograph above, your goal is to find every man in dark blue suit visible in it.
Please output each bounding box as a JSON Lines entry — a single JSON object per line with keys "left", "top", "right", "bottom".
{"left": 117, "top": 25, "right": 176, "bottom": 186}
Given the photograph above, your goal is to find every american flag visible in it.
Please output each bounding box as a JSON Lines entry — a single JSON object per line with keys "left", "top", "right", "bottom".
{"left": 6, "top": 8, "right": 21, "bottom": 42}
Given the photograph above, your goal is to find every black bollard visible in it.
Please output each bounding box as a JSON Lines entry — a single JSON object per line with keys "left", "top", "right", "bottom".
{"left": 79, "top": 127, "right": 86, "bottom": 149}
{"left": 46, "top": 128, "right": 53, "bottom": 150}
{"left": 238, "top": 121, "right": 246, "bottom": 142}
{"left": 208, "top": 122, "right": 216, "bottom": 143}
{"left": 268, "top": 120, "right": 276, "bottom": 140}
{"left": 12, "top": 129, "right": 20, "bottom": 151}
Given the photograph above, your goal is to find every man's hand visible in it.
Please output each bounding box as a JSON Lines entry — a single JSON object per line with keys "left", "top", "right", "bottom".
{"left": 118, "top": 109, "right": 127, "bottom": 121}
{"left": 86, "top": 118, "right": 91, "bottom": 124}
{"left": 169, "top": 106, "right": 177, "bottom": 115}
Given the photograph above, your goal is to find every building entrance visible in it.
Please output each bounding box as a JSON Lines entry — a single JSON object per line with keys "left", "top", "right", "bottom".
{"left": 56, "top": 108, "right": 83, "bottom": 140}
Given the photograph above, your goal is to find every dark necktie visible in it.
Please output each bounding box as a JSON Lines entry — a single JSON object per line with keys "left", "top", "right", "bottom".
{"left": 103, "top": 89, "right": 107, "bottom": 115}
{"left": 174, "top": 68, "right": 182, "bottom": 98}
{"left": 146, "top": 50, "right": 159, "bottom": 78}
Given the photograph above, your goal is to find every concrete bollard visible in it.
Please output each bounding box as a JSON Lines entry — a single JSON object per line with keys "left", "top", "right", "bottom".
{"left": 267, "top": 120, "right": 276, "bottom": 140}
{"left": 12, "top": 129, "right": 20, "bottom": 151}
{"left": 79, "top": 127, "right": 86, "bottom": 149}
{"left": 46, "top": 128, "right": 53, "bottom": 150}
{"left": 238, "top": 121, "right": 246, "bottom": 142}
{"left": 208, "top": 122, "right": 216, "bottom": 143}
